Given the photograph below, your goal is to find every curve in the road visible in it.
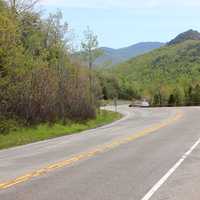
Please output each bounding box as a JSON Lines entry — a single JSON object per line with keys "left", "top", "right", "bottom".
{"left": 0, "top": 109, "right": 183, "bottom": 191}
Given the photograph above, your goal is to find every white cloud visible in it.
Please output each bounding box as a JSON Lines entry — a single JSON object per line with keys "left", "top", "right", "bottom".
{"left": 41, "top": 0, "right": 200, "bottom": 9}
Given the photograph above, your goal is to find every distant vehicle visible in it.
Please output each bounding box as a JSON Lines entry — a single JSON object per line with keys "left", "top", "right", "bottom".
{"left": 129, "top": 99, "right": 150, "bottom": 108}
{"left": 141, "top": 100, "right": 150, "bottom": 107}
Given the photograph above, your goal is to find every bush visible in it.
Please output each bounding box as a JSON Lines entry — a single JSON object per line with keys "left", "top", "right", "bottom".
{"left": 0, "top": 117, "right": 20, "bottom": 134}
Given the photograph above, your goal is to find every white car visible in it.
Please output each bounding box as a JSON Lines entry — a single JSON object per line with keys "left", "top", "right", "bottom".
{"left": 129, "top": 100, "right": 150, "bottom": 108}
{"left": 141, "top": 100, "right": 150, "bottom": 107}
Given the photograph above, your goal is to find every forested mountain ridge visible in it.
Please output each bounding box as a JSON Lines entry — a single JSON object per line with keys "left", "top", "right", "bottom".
{"left": 100, "top": 31, "right": 200, "bottom": 106}
{"left": 94, "top": 42, "right": 165, "bottom": 66}
{"left": 168, "top": 29, "right": 200, "bottom": 45}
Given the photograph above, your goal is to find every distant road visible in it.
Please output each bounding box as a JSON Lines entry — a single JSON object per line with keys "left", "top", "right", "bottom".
{"left": 0, "top": 105, "right": 200, "bottom": 200}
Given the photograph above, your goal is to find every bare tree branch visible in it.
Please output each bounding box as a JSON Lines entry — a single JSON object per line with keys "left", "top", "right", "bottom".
{"left": 6, "top": 0, "right": 40, "bottom": 13}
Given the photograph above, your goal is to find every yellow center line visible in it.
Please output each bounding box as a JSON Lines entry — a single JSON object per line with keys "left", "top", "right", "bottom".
{"left": 0, "top": 110, "right": 183, "bottom": 190}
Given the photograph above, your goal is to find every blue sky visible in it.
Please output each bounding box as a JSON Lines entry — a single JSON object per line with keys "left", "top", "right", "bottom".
{"left": 41, "top": 0, "right": 200, "bottom": 48}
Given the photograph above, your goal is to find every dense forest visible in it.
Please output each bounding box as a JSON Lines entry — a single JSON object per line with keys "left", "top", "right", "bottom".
{"left": 0, "top": 0, "right": 103, "bottom": 134}
{"left": 99, "top": 31, "right": 200, "bottom": 106}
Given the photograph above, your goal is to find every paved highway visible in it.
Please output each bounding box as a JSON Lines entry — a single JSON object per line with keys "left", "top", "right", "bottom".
{"left": 0, "top": 105, "right": 200, "bottom": 200}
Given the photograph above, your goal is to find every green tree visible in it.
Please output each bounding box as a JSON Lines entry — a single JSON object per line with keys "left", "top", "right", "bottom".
{"left": 81, "top": 27, "right": 102, "bottom": 69}
{"left": 81, "top": 27, "right": 102, "bottom": 103}
{"left": 168, "top": 94, "right": 176, "bottom": 106}
{"left": 173, "top": 87, "right": 185, "bottom": 106}
{"left": 192, "top": 84, "right": 200, "bottom": 105}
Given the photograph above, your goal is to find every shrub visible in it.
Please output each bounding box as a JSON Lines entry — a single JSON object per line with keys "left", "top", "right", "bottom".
{"left": 0, "top": 117, "right": 20, "bottom": 134}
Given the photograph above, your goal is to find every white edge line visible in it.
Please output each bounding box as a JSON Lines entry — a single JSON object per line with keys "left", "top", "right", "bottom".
{"left": 141, "top": 136, "right": 200, "bottom": 200}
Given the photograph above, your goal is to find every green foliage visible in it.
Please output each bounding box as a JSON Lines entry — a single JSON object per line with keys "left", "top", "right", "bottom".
{"left": 0, "top": 1, "right": 102, "bottom": 134}
{"left": 97, "top": 70, "right": 141, "bottom": 100}
{"left": 109, "top": 40, "right": 200, "bottom": 106}
{"left": 0, "top": 110, "right": 121, "bottom": 149}
{"left": 97, "top": 71, "right": 119, "bottom": 99}
{"left": 81, "top": 26, "right": 103, "bottom": 68}
{"left": 0, "top": 116, "right": 21, "bottom": 134}
{"left": 186, "top": 84, "right": 200, "bottom": 105}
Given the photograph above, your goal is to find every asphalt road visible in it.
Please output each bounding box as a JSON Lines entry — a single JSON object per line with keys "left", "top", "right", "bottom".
{"left": 0, "top": 105, "right": 200, "bottom": 200}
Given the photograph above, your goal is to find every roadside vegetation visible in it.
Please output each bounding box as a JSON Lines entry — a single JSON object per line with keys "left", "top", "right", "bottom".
{"left": 0, "top": 0, "right": 120, "bottom": 144}
{"left": 0, "top": 110, "right": 122, "bottom": 150}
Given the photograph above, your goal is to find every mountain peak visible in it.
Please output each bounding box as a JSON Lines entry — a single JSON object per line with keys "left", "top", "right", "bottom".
{"left": 168, "top": 29, "right": 200, "bottom": 45}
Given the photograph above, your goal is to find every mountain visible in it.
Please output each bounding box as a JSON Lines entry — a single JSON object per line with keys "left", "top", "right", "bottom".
{"left": 95, "top": 42, "right": 165, "bottom": 66}
{"left": 168, "top": 29, "right": 200, "bottom": 45}
{"left": 105, "top": 30, "right": 200, "bottom": 105}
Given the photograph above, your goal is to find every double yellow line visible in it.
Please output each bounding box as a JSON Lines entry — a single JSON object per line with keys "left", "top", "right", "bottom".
{"left": 0, "top": 110, "right": 183, "bottom": 190}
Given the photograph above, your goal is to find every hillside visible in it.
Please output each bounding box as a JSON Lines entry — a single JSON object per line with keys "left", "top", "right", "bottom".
{"left": 115, "top": 40, "right": 200, "bottom": 81}
{"left": 95, "top": 42, "right": 165, "bottom": 66}
{"left": 168, "top": 29, "right": 200, "bottom": 45}
{"left": 107, "top": 38, "right": 200, "bottom": 105}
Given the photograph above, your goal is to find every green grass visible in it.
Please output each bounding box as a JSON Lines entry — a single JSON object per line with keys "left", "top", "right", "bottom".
{"left": 0, "top": 110, "right": 122, "bottom": 150}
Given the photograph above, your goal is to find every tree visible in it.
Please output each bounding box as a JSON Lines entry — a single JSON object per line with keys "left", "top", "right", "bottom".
{"left": 173, "top": 87, "right": 185, "bottom": 106}
{"left": 192, "top": 84, "right": 200, "bottom": 105}
{"left": 98, "top": 72, "right": 119, "bottom": 100}
{"left": 168, "top": 94, "right": 175, "bottom": 106}
{"left": 81, "top": 27, "right": 102, "bottom": 102}
{"left": 6, "top": 0, "right": 39, "bottom": 13}
{"left": 81, "top": 27, "right": 101, "bottom": 69}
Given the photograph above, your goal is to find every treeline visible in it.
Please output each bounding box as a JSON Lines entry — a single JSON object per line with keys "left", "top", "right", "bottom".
{"left": 100, "top": 40, "right": 200, "bottom": 106}
{"left": 97, "top": 72, "right": 140, "bottom": 100}
{"left": 98, "top": 71, "right": 200, "bottom": 107}
{"left": 152, "top": 84, "right": 200, "bottom": 106}
{"left": 0, "top": 0, "right": 101, "bottom": 133}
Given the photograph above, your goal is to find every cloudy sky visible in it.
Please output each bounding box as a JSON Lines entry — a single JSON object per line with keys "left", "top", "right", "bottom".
{"left": 41, "top": 0, "right": 200, "bottom": 48}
